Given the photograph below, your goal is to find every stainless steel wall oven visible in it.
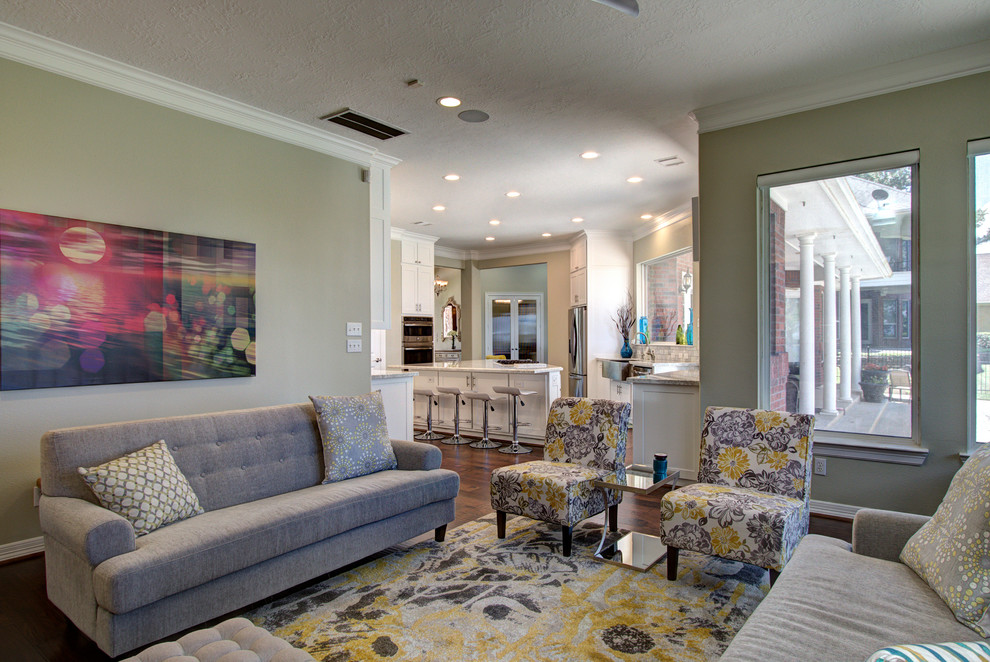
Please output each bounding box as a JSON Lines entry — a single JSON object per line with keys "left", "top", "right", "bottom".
{"left": 402, "top": 316, "right": 434, "bottom": 364}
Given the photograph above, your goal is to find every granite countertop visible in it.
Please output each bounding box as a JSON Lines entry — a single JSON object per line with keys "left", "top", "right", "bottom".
{"left": 371, "top": 369, "right": 417, "bottom": 379}
{"left": 388, "top": 359, "right": 563, "bottom": 374}
{"left": 626, "top": 369, "right": 700, "bottom": 386}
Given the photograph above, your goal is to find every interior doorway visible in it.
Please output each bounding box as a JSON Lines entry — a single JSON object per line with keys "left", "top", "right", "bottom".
{"left": 485, "top": 293, "right": 545, "bottom": 362}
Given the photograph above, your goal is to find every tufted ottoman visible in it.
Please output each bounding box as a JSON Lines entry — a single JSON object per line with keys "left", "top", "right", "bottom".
{"left": 122, "top": 618, "right": 314, "bottom": 662}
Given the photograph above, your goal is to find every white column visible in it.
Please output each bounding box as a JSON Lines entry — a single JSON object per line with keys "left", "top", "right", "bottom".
{"left": 851, "top": 276, "right": 862, "bottom": 394}
{"left": 799, "top": 234, "right": 817, "bottom": 416}
{"left": 839, "top": 266, "right": 852, "bottom": 403}
{"left": 822, "top": 253, "right": 837, "bottom": 414}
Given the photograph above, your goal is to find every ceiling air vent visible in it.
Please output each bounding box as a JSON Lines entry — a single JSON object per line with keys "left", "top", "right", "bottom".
{"left": 321, "top": 109, "right": 407, "bottom": 141}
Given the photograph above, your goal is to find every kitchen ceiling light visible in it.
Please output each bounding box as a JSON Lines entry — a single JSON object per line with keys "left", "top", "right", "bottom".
{"left": 443, "top": 174, "right": 460, "bottom": 181}
{"left": 542, "top": 233, "right": 552, "bottom": 237}
{"left": 489, "top": 219, "right": 501, "bottom": 226}
{"left": 626, "top": 176, "right": 644, "bottom": 183}
{"left": 506, "top": 191, "right": 521, "bottom": 198}
{"left": 640, "top": 214, "right": 653, "bottom": 220}
{"left": 485, "top": 236, "right": 495, "bottom": 241}
{"left": 581, "top": 151, "right": 600, "bottom": 159}
{"left": 571, "top": 217, "right": 584, "bottom": 223}
{"left": 432, "top": 205, "right": 446, "bottom": 211}
{"left": 437, "top": 97, "right": 461, "bottom": 107}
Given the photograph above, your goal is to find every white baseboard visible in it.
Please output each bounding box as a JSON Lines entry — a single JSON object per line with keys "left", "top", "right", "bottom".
{"left": 810, "top": 499, "right": 861, "bottom": 520}
{"left": 0, "top": 536, "right": 44, "bottom": 563}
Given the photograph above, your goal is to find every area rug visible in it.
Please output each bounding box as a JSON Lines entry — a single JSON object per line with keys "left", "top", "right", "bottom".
{"left": 245, "top": 514, "right": 770, "bottom": 661}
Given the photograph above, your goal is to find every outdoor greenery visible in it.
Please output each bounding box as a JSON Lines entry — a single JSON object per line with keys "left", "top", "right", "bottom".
{"left": 857, "top": 169, "right": 911, "bottom": 191}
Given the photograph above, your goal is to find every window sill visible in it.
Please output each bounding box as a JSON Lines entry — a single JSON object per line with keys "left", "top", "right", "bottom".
{"left": 814, "top": 434, "right": 928, "bottom": 465}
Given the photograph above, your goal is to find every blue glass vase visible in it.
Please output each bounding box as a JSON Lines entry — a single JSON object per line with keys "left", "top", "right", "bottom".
{"left": 620, "top": 338, "right": 632, "bottom": 358}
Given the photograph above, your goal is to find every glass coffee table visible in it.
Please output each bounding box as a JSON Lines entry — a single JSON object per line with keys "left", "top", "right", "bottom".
{"left": 592, "top": 466, "right": 680, "bottom": 572}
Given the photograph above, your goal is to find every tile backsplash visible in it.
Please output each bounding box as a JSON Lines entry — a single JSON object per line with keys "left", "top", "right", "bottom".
{"left": 635, "top": 343, "right": 698, "bottom": 363}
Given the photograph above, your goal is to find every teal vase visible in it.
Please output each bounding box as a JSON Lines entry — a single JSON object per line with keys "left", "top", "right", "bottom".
{"left": 620, "top": 338, "right": 633, "bottom": 358}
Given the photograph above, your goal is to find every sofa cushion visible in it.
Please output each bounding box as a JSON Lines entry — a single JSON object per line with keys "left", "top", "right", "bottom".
{"left": 866, "top": 641, "right": 990, "bottom": 662}
{"left": 310, "top": 392, "right": 397, "bottom": 483}
{"left": 719, "top": 535, "right": 982, "bottom": 662}
{"left": 93, "top": 467, "right": 459, "bottom": 613}
{"left": 78, "top": 440, "right": 204, "bottom": 536}
{"left": 901, "top": 443, "right": 990, "bottom": 636}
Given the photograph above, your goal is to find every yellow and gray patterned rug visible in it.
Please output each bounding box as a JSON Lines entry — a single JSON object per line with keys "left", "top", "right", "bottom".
{"left": 245, "top": 514, "right": 770, "bottom": 661}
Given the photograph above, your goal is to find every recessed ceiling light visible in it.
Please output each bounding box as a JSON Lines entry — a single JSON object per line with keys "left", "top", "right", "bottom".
{"left": 458, "top": 109, "right": 490, "bottom": 123}
{"left": 485, "top": 236, "right": 495, "bottom": 241}
{"left": 443, "top": 174, "right": 460, "bottom": 181}
{"left": 542, "top": 233, "right": 552, "bottom": 237}
{"left": 489, "top": 219, "right": 501, "bottom": 226}
{"left": 506, "top": 191, "right": 521, "bottom": 198}
{"left": 641, "top": 214, "right": 653, "bottom": 220}
{"left": 581, "top": 151, "right": 600, "bottom": 159}
{"left": 432, "top": 205, "right": 446, "bottom": 211}
{"left": 437, "top": 97, "right": 461, "bottom": 107}
{"left": 571, "top": 217, "right": 584, "bottom": 223}
{"left": 627, "top": 176, "right": 644, "bottom": 183}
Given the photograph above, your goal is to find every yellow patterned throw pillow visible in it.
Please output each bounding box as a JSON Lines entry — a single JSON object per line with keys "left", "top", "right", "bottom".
{"left": 78, "top": 440, "right": 204, "bottom": 536}
{"left": 310, "top": 391, "right": 397, "bottom": 484}
{"left": 901, "top": 443, "right": 990, "bottom": 636}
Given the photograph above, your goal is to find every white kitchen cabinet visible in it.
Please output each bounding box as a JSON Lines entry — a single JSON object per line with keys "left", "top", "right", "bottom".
{"left": 411, "top": 370, "right": 438, "bottom": 424}
{"left": 401, "top": 238, "right": 434, "bottom": 266}
{"left": 436, "top": 371, "right": 473, "bottom": 431}
{"left": 570, "top": 234, "right": 587, "bottom": 272}
{"left": 469, "top": 372, "right": 510, "bottom": 436}
{"left": 609, "top": 379, "right": 631, "bottom": 404}
{"left": 369, "top": 160, "right": 393, "bottom": 330}
{"left": 570, "top": 267, "right": 587, "bottom": 306}
{"left": 373, "top": 372, "right": 414, "bottom": 441}
{"left": 510, "top": 371, "right": 560, "bottom": 436}
{"left": 401, "top": 263, "right": 433, "bottom": 315}
{"left": 630, "top": 380, "right": 700, "bottom": 480}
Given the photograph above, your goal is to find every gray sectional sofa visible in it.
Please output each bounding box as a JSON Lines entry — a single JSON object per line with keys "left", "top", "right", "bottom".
{"left": 39, "top": 402, "right": 460, "bottom": 657}
{"left": 720, "top": 508, "right": 984, "bottom": 661}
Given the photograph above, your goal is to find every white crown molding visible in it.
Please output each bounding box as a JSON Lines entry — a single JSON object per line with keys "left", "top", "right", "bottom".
{"left": 0, "top": 22, "right": 399, "bottom": 168}
{"left": 692, "top": 39, "right": 990, "bottom": 133}
{"left": 434, "top": 240, "right": 573, "bottom": 263}
{"left": 0, "top": 536, "right": 44, "bottom": 563}
{"left": 631, "top": 202, "right": 693, "bottom": 241}
{"left": 434, "top": 245, "right": 471, "bottom": 261}
{"left": 390, "top": 228, "right": 439, "bottom": 243}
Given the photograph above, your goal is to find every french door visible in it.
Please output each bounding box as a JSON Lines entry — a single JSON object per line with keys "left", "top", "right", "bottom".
{"left": 485, "top": 293, "right": 544, "bottom": 362}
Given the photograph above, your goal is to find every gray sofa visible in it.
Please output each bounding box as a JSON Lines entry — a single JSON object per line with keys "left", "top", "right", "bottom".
{"left": 39, "top": 402, "right": 460, "bottom": 657}
{"left": 721, "top": 508, "right": 985, "bottom": 661}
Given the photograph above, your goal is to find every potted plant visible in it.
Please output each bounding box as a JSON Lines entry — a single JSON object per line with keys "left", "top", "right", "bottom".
{"left": 611, "top": 295, "right": 635, "bottom": 358}
{"left": 859, "top": 363, "right": 889, "bottom": 403}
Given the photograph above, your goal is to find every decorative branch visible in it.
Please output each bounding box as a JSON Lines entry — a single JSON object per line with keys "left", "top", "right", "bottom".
{"left": 611, "top": 294, "right": 635, "bottom": 340}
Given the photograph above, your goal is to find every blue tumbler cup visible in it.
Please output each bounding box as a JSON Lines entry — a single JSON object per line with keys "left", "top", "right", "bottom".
{"left": 653, "top": 453, "right": 668, "bottom": 482}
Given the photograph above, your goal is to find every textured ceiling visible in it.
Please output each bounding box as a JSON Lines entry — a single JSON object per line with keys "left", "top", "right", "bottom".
{"left": 3, "top": 0, "right": 989, "bottom": 250}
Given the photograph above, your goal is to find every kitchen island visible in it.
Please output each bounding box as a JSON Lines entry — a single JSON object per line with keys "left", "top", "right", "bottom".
{"left": 627, "top": 367, "right": 701, "bottom": 481}
{"left": 390, "top": 360, "right": 563, "bottom": 444}
{"left": 372, "top": 369, "right": 416, "bottom": 442}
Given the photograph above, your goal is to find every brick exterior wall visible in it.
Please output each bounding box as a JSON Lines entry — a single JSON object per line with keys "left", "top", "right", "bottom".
{"left": 769, "top": 202, "right": 788, "bottom": 411}
{"left": 645, "top": 253, "right": 693, "bottom": 342}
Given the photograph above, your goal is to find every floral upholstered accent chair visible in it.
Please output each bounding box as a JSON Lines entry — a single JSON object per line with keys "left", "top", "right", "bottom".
{"left": 490, "top": 397, "right": 631, "bottom": 556}
{"left": 660, "top": 406, "right": 814, "bottom": 584}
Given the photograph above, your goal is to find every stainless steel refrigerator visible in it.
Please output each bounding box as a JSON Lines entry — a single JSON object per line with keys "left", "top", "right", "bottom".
{"left": 568, "top": 306, "right": 587, "bottom": 396}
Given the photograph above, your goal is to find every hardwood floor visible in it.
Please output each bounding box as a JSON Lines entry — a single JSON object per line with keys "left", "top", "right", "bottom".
{"left": 0, "top": 435, "right": 851, "bottom": 661}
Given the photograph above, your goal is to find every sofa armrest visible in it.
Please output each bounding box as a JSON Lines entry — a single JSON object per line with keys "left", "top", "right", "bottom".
{"left": 391, "top": 439, "right": 442, "bottom": 471}
{"left": 39, "top": 495, "right": 135, "bottom": 566}
{"left": 851, "top": 508, "right": 930, "bottom": 562}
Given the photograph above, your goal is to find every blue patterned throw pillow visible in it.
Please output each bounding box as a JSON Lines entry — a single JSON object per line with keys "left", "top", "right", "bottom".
{"left": 310, "top": 391, "right": 397, "bottom": 483}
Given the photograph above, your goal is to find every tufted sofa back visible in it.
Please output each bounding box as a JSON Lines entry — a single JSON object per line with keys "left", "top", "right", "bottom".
{"left": 41, "top": 403, "right": 325, "bottom": 512}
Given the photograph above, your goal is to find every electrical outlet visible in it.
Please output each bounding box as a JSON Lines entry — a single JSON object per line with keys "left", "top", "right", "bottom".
{"left": 346, "top": 338, "right": 362, "bottom": 353}
{"left": 346, "top": 322, "right": 362, "bottom": 337}
{"left": 814, "top": 457, "right": 827, "bottom": 476}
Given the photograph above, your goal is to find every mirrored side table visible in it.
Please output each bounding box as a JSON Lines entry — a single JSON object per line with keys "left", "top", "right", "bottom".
{"left": 592, "top": 466, "right": 680, "bottom": 572}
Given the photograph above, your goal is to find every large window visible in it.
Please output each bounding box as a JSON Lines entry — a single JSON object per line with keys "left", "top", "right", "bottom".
{"left": 971, "top": 139, "right": 990, "bottom": 445}
{"left": 638, "top": 248, "right": 693, "bottom": 343}
{"left": 759, "top": 153, "right": 918, "bottom": 442}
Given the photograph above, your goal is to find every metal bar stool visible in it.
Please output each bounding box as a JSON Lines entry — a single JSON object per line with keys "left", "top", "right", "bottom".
{"left": 462, "top": 391, "right": 502, "bottom": 449}
{"left": 437, "top": 386, "right": 471, "bottom": 445}
{"left": 413, "top": 388, "right": 447, "bottom": 441}
{"left": 492, "top": 385, "right": 537, "bottom": 454}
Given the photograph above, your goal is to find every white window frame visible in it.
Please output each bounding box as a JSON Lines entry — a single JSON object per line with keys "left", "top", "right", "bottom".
{"left": 636, "top": 247, "right": 693, "bottom": 345}
{"left": 968, "top": 137, "right": 990, "bottom": 451}
{"left": 757, "top": 151, "right": 926, "bottom": 464}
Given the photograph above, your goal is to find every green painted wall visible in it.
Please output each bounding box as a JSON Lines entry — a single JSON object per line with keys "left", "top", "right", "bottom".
{"left": 699, "top": 71, "right": 990, "bottom": 514}
{"left": 0, "top": 58, "right": 372, "bottom": 545}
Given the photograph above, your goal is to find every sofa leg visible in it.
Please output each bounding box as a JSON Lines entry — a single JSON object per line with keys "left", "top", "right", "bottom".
{"left": 666, "top": 546, "right": 679, "bottom": 580}
{"left": 496, "top": 510, "right": 506, "bottom": 538}
{"left": 434, "top": 525, "right": 447, "bottom": 542}
{"left": 769, "top": 568, "right": 780, "bottom": 586}
{"left": 562, "top": 525, "right": 572, "bottom": 557}
{"left": 608, "top": 504, "right": 618, "bottom": 532}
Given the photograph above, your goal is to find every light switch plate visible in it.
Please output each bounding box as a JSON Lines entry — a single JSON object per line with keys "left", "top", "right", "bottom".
{"left": 346, "top": 322, "right": 362, "bottom": 337}
{"left": 346, "top": 339, "right": 362, "bottom": 353}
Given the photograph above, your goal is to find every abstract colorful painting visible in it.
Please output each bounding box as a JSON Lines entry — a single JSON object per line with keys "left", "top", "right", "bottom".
{"left": 0, "top": 209, "right": 256, "bottom": 390}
